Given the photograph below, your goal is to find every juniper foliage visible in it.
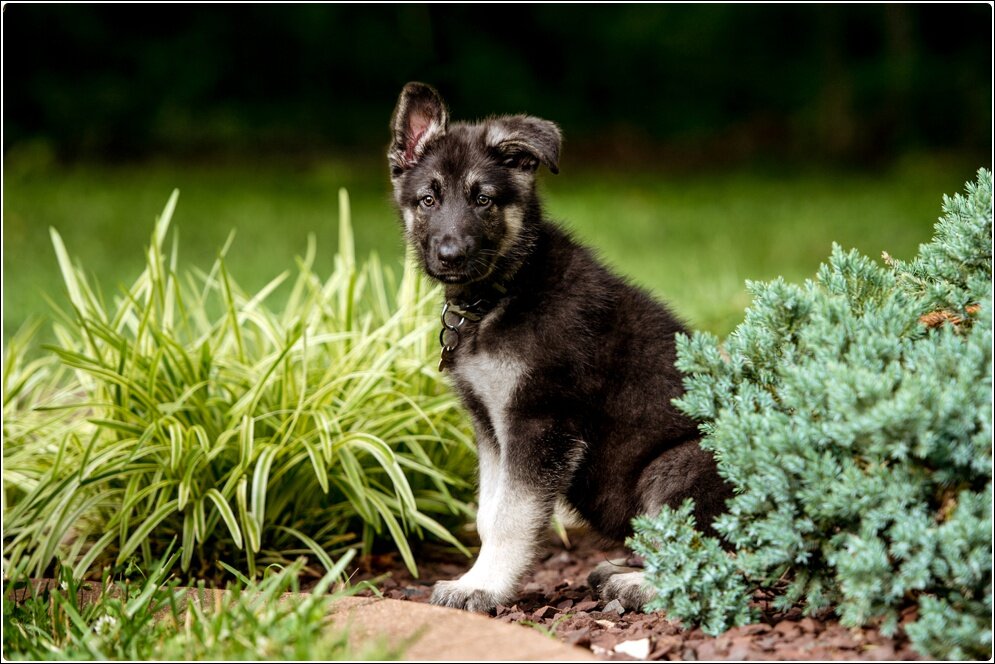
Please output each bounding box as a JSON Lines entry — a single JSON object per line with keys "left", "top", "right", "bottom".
{"left": 629, "top": 499, "right": 756, "bottom": 636}
{"left": 631, "top": 169, "right": 993, "bottom": 658}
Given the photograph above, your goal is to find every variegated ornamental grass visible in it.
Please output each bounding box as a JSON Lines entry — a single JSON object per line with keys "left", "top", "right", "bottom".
{"left": 3, "top": 189, "right": 476, "bottom": 582}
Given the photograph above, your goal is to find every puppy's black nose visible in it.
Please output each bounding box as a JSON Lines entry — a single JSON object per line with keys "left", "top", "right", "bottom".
{"left": 437, "top": 239, "right": 467, "bottom": 268}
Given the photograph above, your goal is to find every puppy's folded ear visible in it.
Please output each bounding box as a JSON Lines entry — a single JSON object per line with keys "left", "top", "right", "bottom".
{"left": 388, "top": 82, "right": 449, "bottom": 176}
{"left": 486, "top": 115, "right": 562, "bottom": 175}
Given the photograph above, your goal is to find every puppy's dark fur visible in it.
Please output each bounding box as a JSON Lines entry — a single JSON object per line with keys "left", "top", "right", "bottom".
{"left": 388, "top": 82, "right": 731, "bottom": 613}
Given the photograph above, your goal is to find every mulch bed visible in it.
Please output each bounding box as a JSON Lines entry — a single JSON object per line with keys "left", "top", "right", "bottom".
{"left": 343, "top": 528, "right": 924, "bottom": 661}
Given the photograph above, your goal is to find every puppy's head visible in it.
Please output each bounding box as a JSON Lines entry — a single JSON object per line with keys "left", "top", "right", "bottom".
{"left": 388, "top": 82, "right": 561, "bottom": 286}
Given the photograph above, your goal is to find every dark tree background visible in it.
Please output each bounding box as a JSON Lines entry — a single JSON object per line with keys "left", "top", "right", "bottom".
{"left": 3, "top": 3, "right": 991, "bottom": 167}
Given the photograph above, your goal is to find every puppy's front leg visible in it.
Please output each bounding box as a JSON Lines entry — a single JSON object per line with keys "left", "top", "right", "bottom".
{"left": 431, "top": 423, "right": 568, "bottom": 613}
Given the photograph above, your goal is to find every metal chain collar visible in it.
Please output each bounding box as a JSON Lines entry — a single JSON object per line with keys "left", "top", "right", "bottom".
{"left": 438, "top": 299, "right": 485, "bottom": 371}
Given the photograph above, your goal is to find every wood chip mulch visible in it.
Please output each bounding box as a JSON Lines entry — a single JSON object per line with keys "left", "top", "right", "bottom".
{"left": 342, "top": 528, "right": 924, "bottom": 661}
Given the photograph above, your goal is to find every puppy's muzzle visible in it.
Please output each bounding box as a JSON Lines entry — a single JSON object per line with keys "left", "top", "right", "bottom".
{"left": 435, "top": 236, "right": 469, "bottom": 269}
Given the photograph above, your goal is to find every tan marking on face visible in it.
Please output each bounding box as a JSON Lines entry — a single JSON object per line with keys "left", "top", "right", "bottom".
{"left": 509, "top": 169, "right": 534, "bottom": 190}
{"left": 498, "top": 205, "right": 524, "bottom": 258}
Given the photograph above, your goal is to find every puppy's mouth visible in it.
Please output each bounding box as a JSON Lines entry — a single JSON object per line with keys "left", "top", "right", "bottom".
{"left": 425, "top": 262, "right": 497, "bottom": 286}
{"left": 422, "top": 252, "right": 499, "bottom": 286}
{"left": 428, "top": 270, "right": 474, "bottom": 285}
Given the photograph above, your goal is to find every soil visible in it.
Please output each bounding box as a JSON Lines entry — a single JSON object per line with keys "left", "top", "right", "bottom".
{"left": 343, "top": 528, "right": 924, "bottom": 661}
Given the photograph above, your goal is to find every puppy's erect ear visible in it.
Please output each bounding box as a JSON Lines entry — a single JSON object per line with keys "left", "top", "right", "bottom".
{"left": 486, "top": 115, "right": 562, "bottom": 175}
{"left": 388, "top": 82, "right": 449, "bottom": 176}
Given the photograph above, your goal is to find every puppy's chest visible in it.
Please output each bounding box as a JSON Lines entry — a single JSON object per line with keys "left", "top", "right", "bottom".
{"left": 451, "top": 349, "right": 527, "bottom": 445}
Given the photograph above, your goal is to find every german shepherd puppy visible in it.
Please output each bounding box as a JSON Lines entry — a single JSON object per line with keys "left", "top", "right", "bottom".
{"left": 387, "top": 82, "right": 731, "bottom": 613}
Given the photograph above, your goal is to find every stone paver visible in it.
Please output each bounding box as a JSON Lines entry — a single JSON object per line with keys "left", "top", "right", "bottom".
{"left": 329, "top": 596, "right": 596, "bottom": 661}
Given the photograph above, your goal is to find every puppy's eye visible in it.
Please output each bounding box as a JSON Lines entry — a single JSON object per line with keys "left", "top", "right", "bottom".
{"left": 420, "top": 195, "right": 435, "bottom": 208}
{"left": 476, "top": 194, "right": 492, "bottom": 207}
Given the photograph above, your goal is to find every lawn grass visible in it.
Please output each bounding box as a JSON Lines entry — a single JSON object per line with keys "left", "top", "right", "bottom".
{"left": 3, "top": 547, "right": 400, "bottom": 660}
{"left": 3, "top": 153, "right": 978, "bottom": 340}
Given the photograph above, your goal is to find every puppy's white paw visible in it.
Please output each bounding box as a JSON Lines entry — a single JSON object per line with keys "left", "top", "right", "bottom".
{"left": 592, "top": 570, "right": 655, "bottom": 612}
{"left": 429, "top": 579, "right": 503, "bottom": 613}
{"left": 587, "top": 558, "right": 632, "bottom": 593}
{"left": 589, "top": 561, "right": 655, "bottom": 612}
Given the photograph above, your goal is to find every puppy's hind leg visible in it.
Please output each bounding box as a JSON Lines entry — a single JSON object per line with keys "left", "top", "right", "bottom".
{"left": 589, "top": 437, "right": 733, "bottom": 613}
{"left": 587, "top": 557, "right": 635, "bottom": 592}
{"left": 588, "top": 560, "right": 656, "bottom": 612}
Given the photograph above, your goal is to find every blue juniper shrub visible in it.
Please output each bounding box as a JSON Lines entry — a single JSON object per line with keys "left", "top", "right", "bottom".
{"left": 629, "top": 169, "right": 993, "bottom": 659}
{"left": 629, "top": 499, "right": 757, "bottom": 635}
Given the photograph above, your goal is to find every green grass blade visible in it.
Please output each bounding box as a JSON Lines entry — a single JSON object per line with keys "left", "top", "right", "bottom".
{"left": 204, "top": 488, "right": 243, "bottom": 550}
{"left": 116, "top": 499, "right": 179, "bottom": 564}
{"left": 274, "top": 525, "right": 337, "bottom": 574}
